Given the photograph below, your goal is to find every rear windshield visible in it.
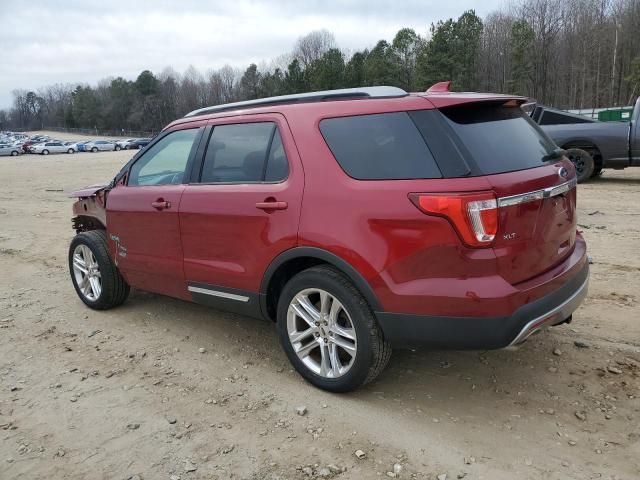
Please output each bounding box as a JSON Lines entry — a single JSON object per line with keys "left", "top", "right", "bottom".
{"left": 319, "top": 112, "right": 442, "bottom": 180}
{"left": 439, "top": 104, "right": 557, "bottom": 175}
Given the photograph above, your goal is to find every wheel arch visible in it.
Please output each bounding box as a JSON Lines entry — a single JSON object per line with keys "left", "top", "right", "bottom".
{"left": 260, "top": 247, "right": 382, "bottom": 322}
{"left": 72, "top": 214, "right": 106, "bottom": 233}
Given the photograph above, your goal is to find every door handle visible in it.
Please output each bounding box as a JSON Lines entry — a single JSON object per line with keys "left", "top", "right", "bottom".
{"left": 255, "top": 200, "right": 288, "bottom": 211}
{"left": 151, "top": 199, "right": 171, "bottom": 210}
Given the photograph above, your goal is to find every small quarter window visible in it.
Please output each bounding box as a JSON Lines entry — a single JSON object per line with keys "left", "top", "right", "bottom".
{"left": 265, "top": 130, "right": 289, "bottom": 182}
{"left": 320, "top": 112, "right": 442, "bottom": 180}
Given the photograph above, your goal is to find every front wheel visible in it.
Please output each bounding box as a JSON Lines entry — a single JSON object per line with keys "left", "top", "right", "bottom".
{"left": 42, "top": 149, "right": 49, "bottom": 155}
{"left": 67, "top": 148, "right": 74, "bottom": 154}
{"left": 69, "top": 230, "right": 130, "bottom": 310}
{"left": 91, "top": 147, "right": 98, "bottom": 153}
{"left": 277, "top": 265, "right": 391, "bottom": 392}
{"left": 11, "top": 150, "right": 18, "bottom": 156}
{"left": 115, "top": 145, "right": 121, "bottom": 151}
{"left": 565, "top": 148, "right": 594, "bottom": 183}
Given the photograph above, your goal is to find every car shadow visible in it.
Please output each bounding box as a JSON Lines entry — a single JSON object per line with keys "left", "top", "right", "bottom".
{"left": 589, "top": 174, "right": 640, "bottom": 186}
{"left": 123, "top": 290, "right": 559, "bottom": 411}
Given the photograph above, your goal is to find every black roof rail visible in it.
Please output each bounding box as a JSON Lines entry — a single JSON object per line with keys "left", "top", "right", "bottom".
{"left": 183, "top": 86, "right": 408, "bottom": 118}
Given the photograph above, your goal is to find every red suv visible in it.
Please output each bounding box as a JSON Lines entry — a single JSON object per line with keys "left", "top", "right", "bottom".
{"left": 68, "top": 83, "right": 589, "bottom": 392}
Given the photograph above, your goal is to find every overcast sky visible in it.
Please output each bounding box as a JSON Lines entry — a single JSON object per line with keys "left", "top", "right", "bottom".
{"left": 0, "top": 0, "right": 506, "bottom": 109}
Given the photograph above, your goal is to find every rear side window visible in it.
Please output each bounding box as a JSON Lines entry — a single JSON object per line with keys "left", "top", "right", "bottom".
{"left": 439, "top": 104, "right": 556, "bottom": 175}
{"left": 320, "top": 112, "right": 442, "bottom": 180}
{"left": 200, "top": 122, "right": 288, "bottom": 183}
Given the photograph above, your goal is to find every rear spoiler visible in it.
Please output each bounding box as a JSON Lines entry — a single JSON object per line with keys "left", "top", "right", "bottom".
{"left": 422, "top": 81, "right": 527, "bottom": 108}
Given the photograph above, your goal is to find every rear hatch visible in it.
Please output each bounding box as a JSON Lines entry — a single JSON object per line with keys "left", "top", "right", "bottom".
{"left": 416, "top": 100, "right": 578, "bottom": 285}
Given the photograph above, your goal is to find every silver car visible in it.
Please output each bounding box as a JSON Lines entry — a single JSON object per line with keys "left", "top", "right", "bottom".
{"left": 0, "top": 143, "right": 21, "bottom": 156}
{"left": 84, "top": 140, "right": 116, "bottom": 152}
{"left": 115, "top": 138, "right": 135, "bottom": 150}
{"left": 31, "top": 141, "right": 76, "bottom": 155}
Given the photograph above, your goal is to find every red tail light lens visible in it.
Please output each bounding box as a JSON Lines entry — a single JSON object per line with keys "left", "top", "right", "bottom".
{"left": 409, "top": 192, "right": 498, "bottom": 247}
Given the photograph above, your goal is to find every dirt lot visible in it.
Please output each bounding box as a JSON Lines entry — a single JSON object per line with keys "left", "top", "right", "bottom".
{"left": 1, "top": 132, "right": 639, "bottom": 479}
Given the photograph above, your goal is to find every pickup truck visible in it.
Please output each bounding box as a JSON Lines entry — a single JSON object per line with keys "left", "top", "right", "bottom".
{"left": 530, "top": 97, "right": 640, "bottom": 182}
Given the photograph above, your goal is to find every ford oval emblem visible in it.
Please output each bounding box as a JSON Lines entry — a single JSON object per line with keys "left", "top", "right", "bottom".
{"left": 558, "top": 167, "right": 568, "bottom": 178}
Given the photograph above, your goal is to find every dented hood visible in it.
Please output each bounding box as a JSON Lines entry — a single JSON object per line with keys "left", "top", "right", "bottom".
{"left": 68, "top": 183, "right": 108, "bottom": 198}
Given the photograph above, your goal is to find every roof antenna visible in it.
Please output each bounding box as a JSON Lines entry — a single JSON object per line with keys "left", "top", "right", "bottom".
{"left": 426, "top": 81, "right": 451, "bottom": 93}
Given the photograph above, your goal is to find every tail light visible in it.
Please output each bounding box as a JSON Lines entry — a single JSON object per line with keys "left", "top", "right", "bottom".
{"left": 409, "top": 191, "right": 498, "bottom": 247}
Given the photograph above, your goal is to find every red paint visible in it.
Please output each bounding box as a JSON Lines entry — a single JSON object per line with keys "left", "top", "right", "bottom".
{"left": 106, "top": 185, "right": 189, "bottom": 300}
{"left": 73, "top": 90, "right": 587, "bottom": 325}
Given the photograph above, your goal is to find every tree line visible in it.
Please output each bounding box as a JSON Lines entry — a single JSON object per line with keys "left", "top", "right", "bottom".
{"left": 2, "top": 0, "right": 639, "bottom": 133}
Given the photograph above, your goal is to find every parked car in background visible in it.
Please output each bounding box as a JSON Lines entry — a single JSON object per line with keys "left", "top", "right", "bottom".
{"left": 67, "top": 84, "right": 588, "bottom": 392}
{"left": 31, "top": 141, "right": 76, "bottom": 155}
{"left": 74, "top": 141, "right": 90, "bottom": 152}
{"left": 84, "top": 140, "right": 116, "bottom": 152}
{"left": 126, "top": 137, "right": 152, "bottom": 150}
{"left": 0, "top": 143, "right": 21, "bottom": 156}
{"left": 115, "top": 138, "right": 136, "bottom": 150}
{"left": 531, "top": 97, "right": 640, "bottom": 182}
{"left": 22, "top": 140, "right": 38, "bottom": 153}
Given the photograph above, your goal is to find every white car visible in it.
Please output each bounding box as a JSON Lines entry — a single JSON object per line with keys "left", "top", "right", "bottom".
{"left": 31, "top": 141, "right": 76, "bottom": 155}
{"left": 84, "top": 140, "right": 116, "bottom": 152}
{"left": 115, "top": 138, "right": 135, "bottom": 150}
{"left": 0, "top": 143, "right": 21, "bottom": 156}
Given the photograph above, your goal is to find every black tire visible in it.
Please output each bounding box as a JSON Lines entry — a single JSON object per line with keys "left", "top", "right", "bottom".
{"left": 276, "top": 265, "right": 391, "bottom": 392}
{"left": 115, "top": 145, "right": 121, "bottom": 151}
{"left": 67, "top": 148, "right": 74, "bottom": 154}
{"left": 91, "top": 147, "right": 98, "bottom": 152}
{"left": 69, "top": 230, "right": 130, "bottom": 310}
{"left": 124, "top": 145, "right": 129, "bottom": 150}
{"left": 564, "top": 148, "right": 594, "bottom": 183}
{"left": 11, "top": 150, "right": 18, "bottom": 156}
{"left": 42, "top": 149, "right": 49, "bottom": 155}
{"left": 592, "top": 166, "right": 603, "bottom": 177}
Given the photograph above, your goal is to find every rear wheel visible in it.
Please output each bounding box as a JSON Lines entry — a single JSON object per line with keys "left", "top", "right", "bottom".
{"left": 67, "top": 148, "right": 74, "bottom": 154}
{"left": 42, "top": 149, "right": 49, "bottom": 155}
{"left": 277, "top": 265, "right": 391, "bottom": 392}
{"left": 91, "top": 147, "right": 98, "bottom": 152}
{"left": 115, "top": 145, "right": 121, "bottom": 151}
{"left": 10, "top": 150, "right": 18, "bottom": 156}
{"left": 69, "top": 230, "right": 130, "bottom": 310}
{"left": 565, "top": 148, "right": 594, "bottom": 183}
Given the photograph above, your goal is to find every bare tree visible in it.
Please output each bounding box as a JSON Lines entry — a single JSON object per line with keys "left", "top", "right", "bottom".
{"left": 293, "top": 30, "right": 336, "bottom": 69}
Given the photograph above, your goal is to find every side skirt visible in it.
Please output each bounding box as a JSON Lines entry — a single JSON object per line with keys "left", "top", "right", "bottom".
{"left": 187, "top": 282, "right": 263, "bottom": 319}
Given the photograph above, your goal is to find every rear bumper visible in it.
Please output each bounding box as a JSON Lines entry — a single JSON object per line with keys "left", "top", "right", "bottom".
{"left": 376, "top": 260, "right": 589, "bottom": 349}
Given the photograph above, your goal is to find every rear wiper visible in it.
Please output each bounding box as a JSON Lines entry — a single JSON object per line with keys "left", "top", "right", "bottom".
{"left": 542, "top": 147, "right": 566, "bottom": 161}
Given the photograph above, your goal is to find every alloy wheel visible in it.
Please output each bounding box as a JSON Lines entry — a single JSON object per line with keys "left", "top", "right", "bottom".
{"left": 286, "top": 288, "right": 357, "bottom": 378}
{"left": 72, "top": 244, "right": 102, "bottom": 301}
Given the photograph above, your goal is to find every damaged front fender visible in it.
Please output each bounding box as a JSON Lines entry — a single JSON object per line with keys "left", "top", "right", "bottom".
{"left": 69, "top": 184, "right": 108, "bottom": 232}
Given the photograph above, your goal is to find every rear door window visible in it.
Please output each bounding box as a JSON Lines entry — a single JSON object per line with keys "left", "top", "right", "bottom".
{"left": 437, "top": 104, "right": 557, "bottom": 175}
{"left": 320, "top": 112, "right": 442, "bottom": 180}
{"left": 200, "top": 122, "right": 288, "bottom": 183}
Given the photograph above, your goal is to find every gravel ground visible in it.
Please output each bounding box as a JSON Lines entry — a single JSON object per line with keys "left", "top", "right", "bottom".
{"left": 1, "top": 133, "right": 639, "bottom": 479}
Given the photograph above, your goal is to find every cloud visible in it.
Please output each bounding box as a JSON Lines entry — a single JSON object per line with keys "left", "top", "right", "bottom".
{"left": 0, "top": 0, "right": 506, "bottom": 108}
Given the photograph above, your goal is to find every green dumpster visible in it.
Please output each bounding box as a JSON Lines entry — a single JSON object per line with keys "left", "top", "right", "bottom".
{"left": 598, "top": 108, "right": 633, "bottom": 122}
